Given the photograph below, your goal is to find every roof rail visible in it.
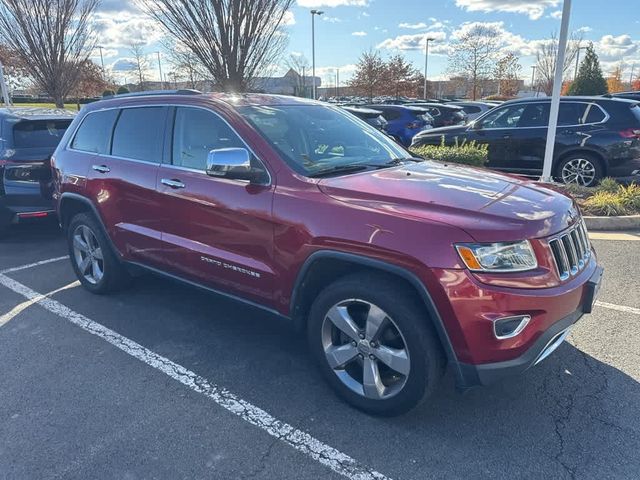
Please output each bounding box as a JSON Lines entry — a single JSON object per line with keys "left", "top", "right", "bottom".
{"left": 104, "top": 89, "right": 202, "bottom": 99}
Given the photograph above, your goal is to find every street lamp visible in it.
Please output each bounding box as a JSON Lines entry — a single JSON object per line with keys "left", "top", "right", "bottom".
{"left": 310, "top": 9, "right": 323, "bottom": 100}
{"left": 423, "top": 37, "right": 435, "bottom": 100}
{"left": 574, "top": 46, "right": 588, "bottom": 80}
{"left": 156, "top": 51, "right": 163, "bottom": 90}
{"left": 96, "top": 45, "right": 105, "bottom": 73}
{"left": 531, "top": 65, "right": 537, "bottom": 91}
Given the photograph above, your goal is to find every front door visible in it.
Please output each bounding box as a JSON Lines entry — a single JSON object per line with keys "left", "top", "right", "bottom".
{"left": 156, "top": 106, "right": 276, "bottom": 305}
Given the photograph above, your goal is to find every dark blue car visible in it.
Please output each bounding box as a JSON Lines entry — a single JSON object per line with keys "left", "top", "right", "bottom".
{"left": 365, "top": 105, "right": 433, "bottom": 146}
{"left": 0, "top": 108, "right": 74, "bottom": 236}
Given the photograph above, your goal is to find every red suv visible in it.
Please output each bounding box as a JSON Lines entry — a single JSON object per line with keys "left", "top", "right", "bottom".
{"left": 52, "top": 91, "right": 603, "bottom": 415}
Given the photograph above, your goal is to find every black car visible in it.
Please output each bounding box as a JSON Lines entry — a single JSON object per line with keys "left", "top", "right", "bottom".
{"left": 412, "top": 96, "right": 640, "bottom": 186}
{"left": 405, "top": 103, "right": 467, "bottom": 128}
{"left": 0, "top": 108, "right": 75, "bottom": 236}
{"left": 341, "top": 106, "right": 388, "bottom": 132}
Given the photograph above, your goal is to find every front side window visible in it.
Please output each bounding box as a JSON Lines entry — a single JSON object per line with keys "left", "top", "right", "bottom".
{"left": 112, "top": 107, "right": 166, "bottom": 162}
{"left": 172, "top": 107, "right": 245, "bottom": 170}
{"left": 239, "top": 104, "right": 410, "bottom": 177}
{"left": 71, "top": 110, "right": 118, "bottom": 154}
{"left": 479, "top": 104, "right": 526, "bottom": 129}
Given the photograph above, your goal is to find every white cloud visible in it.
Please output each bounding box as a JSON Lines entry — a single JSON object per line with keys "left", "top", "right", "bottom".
{"left": 575, "top": 26, "right": 592, "bottom": 34}
{"left": 283, "top": 11, "right": 296, "bottom": 26}
{"left": 455, "top": 0, "right": 561, "bottom": 20}
{"left": 322, "top": 15, "right": 342, "bottom": 23}
{"left": 549, "top": 10, "right": 562, "bottom": 19}
{"left": 399, "top": 22, "right": 428, "bottom": 30}
{"left": 91, "top": 11, "right": 163, "bottom": 49}
{"left": 296, "top": 0, "right": 368, "bottom": 7}
{"left": 377, "top": 31, "right": 448, "bottom": 52}
{"left": 352, "top": 31, "right": 367, "bottom": 36}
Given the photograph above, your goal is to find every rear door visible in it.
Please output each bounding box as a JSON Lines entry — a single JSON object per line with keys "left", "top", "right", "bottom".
{"left": 81, "top": 106, "right": 168, "bottom": 266}
{"left": 155, "top": 106, "right": 276, "bottom": 305}
{"left": 505, "top": 102, "right": 550, "bottom": 176}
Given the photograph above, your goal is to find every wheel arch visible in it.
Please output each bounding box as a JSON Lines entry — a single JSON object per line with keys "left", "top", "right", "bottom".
{"left": 556, "top": 148, "right": 607, "bottom": 177}
{"left": 290, "top": 250, "right": 461, "bottom": 378}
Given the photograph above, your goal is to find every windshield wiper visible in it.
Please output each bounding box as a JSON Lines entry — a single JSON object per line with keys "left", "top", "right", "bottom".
{"left": 308, "top": 164, "right": 371, "bottom": 178}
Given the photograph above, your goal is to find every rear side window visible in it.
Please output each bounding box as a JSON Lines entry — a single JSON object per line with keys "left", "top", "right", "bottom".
{"left": 71, "top": 110, "right": 118, "bottom": 154}
{"left": 584, "top": 104, "right": 606, "bottom": 124}
{"left": 518, "top": 103, "right": 549, "bottom": 127}
{"left": 13, "top": 119, "right": 71, "bottom": 149}
{"left": 172, "top": 107, "right": 245, "bottom": 170}
{"left": 112, "top": 107, "right": 166, "bottom": 162}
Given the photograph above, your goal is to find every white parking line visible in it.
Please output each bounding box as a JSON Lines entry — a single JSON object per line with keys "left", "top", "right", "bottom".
{"left": 595, "top": 301, "right": 640, "bottom": 316}
{"left": 0, "top": 271, "right": 390, "bottom": 480}
{"left": 0, "top": 255, "right": 69, "bottom": 274}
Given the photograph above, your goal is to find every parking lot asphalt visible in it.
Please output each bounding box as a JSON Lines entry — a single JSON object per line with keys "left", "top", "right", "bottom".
{"left": 0, "top": 223, "right": 639, "bottom": 480}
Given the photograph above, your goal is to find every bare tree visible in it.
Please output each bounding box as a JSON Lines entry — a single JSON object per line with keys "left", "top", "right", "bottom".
{"left": 137, "top": 0, "right": 294, "bottom": 92}
{"left": 162, "top": 38, "right": 207, "bottom": 90}
{"left": 349, "top": 50, "right": 386, "bottom": 101}
{"left": 286, "top": 53, "right": 310, "bottom": 96}
{"left": 384, "top": 54, "right": 422, "bottom": 99}
{"left": 69, "top": 59, "right": 108, "bottom": 108}
{"left": 535, "top": 31, "right": 582, "bottom": 95}
{"left": 0, "top": 0, "right": 98, "bottom": 107}
{"left": 494, "top": 52, "right": 522, "bottom": 97}
{"left": 129, "top": 43, "right": 149, "bottom": 90}
{"left": 0, "top": 43, "right": 29, "bottom": 92}
{"left": 448, "top": 24, "right": 501, "bottom": 100}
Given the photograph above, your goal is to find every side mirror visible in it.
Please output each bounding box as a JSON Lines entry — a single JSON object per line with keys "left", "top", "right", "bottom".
{"left": 206, "top": 147, "right": 262, "bottom": 183}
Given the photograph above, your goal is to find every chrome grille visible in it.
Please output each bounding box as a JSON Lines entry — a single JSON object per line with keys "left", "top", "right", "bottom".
{"left": 548, "top": 221, "right": 591, "bottom": 281}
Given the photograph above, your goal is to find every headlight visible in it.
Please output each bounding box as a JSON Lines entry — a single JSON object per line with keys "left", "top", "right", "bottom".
{"left": 455, "top": 240, "right": 538, "bottom": 272}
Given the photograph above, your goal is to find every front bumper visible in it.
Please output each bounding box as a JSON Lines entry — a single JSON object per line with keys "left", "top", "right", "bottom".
{"left": 456, "top": 266, "right": 603, "bottom": 388}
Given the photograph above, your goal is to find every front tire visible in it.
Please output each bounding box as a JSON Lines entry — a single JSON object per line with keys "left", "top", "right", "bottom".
{"left": 307, "top": 273, "right": 445, "bottom": 416}
{"left": 67, "top": 213, "right": 131, "bottom": 294}
{"left": 555, "top": 153, "right": 603, "bottom": 187}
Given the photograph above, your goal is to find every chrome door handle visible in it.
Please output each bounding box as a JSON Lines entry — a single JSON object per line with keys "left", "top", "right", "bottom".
{"left": 161, "top": 178, "right": 186, "bottom": 189}
{"left": 92, "top": 164, "right": 110, "bottom": 173}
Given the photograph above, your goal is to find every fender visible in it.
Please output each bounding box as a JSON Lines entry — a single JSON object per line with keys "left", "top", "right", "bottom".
{"left": 58, "top": 192, "right": 124, "bottom": 259}
{"left": 291, "top": 250, "right": 465, "bottom": 388}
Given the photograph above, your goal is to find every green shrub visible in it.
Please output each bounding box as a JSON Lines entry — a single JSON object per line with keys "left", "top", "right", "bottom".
{"left": 410, "top": 139, "right": 488, "bottom": 168}
{"left": 618, "top": 183, "right": 640, "bottom": 211}
{"left": 102, "top": 89, "right": 115, "bottom": 97}
{"left": 583, "top": 191, "right": 629, "bottom": 216}
{"left": 116, "top": 86, "right": 130, "bottom": 95}
{"left": 597, "top": 177, "right": 619, "bottom": 194}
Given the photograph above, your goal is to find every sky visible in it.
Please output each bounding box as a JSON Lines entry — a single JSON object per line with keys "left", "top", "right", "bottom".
{"left": 90, "top": 0, "right": 640, "bottom": 87}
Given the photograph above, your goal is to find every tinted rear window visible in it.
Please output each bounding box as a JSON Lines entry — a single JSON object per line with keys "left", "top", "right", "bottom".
{"left": 462, "top": 106, "right": 482, "bottom": 114}
{"left": 71, "top": 109, "right": 118, "bottom": 154}
{"left": 12, "top": 119, "right": 71, "bottom": 149}
{"left": 112, "top": 107, "right": 166, "bottom": 162}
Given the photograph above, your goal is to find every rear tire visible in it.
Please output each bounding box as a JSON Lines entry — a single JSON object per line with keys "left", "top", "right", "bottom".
{"left": 67, "top": 212, "right": 131, "bottom": 294}
{"left": 555, "top": 153, "right": 603, "bottom": 187}
{"left": 307, "top": 273, "right": 445, "bottom": 416}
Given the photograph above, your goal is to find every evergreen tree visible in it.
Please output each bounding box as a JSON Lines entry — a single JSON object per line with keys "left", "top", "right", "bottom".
{"left": 116, "top": 85, "right": 130, "bottom": 95}
{"left": 567, "top": 43, "right": 608, "bottom": 95}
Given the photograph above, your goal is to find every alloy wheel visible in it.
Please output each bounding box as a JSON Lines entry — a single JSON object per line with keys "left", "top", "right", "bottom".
{"left": 561, "top": 158, "right": 596, "bottom": 186}
{"left": 321, "top": 299, "right": 410, "bottom": 400}
{"left": 72, "top": 225, "right": 104, "bottom": 285}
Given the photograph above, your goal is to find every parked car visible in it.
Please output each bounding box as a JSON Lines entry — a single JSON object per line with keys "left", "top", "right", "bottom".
{"left": 405, "top": 103, "right": 468, "bottom": 128}
{"left": 412, "top": 96, "right": 640, "bottom": 187}
{"left": 53, "top": 91, "right": 603, "bottom": 415}
{"left": 0, "top": 107, "right": 75, "bottom": 236}
{"left": 449, "top": 101, "right": 495, "bottom": 120}
{"left": 365, "top": 104, "right": 433, "bottom": 146}
{"left": 341, "top": 106, "right": 388, "bottom": 132}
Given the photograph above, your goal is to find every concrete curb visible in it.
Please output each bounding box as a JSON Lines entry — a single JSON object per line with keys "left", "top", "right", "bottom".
{"left": 584, "top": 214, "right": 640, "bottom": 231}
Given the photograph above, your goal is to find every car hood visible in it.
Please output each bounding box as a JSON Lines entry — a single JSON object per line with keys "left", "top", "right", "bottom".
{"left": 318, "top": 161, "right": 579, "bottom": 242}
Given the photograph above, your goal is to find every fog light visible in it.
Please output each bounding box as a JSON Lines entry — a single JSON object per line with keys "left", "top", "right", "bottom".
{"left": 493, "top": 315, "right": 531, "bottom": 340}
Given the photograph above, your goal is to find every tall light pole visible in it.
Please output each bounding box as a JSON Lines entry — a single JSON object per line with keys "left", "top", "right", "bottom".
{"left": 531, "top": 65, "right": 537, "bottom": 91}
{"left": 156, "top": 51, "right": 163, "bottom": 89}
{"left": 630, "top": 64, "right": 636, "bottom": 89}
{"left": 574, "top": 46, "right": 587, "bottom": 80}
{"left": 96, "top": 45, "right": 105, "bottom": 73}
{"left": 423, "top": 37, "right": 435, "bottom": 100}
{"left": 541, "top": 0, "right": 572, "bottom": 183}
{"left": 311, "top": 9, "right": 323, "bottom": 100}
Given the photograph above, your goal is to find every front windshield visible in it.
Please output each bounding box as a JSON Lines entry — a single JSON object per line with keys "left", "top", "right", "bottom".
{"left": 238, "top": 104, "right": 411, "bottom": 177}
